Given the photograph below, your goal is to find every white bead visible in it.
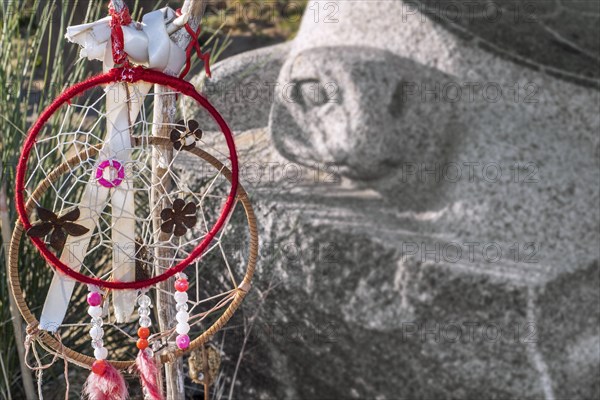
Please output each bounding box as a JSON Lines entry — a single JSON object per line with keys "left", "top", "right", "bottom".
{"left": 173, "top": 291, "right": 188, "bottom": 303}
{"left": 89, "top": 326, "right": 104, "bottom": 340}
{"left": 176, "top": 322, "right": 190, "bottom": 335}
{"left": 139, "top": 316, "right": 152, "bottom": 327}
{"left": 176, "top": 303, "right": 189, "bottom": 312}
{"left": 138, "top": 295, "right": 151, "bottom": 307}
{"left": 94, "top": 347, "right": 108, "bottom": 360}
{"left": 88, "top": 306, "right": 102, "bottom": 318}
{"left": 176, "top": 311, "right": 189, "bottom": 323}
{"left": 91, "top": 339, "right": 104, "bottom": 349}
{"left": 138, "top": 307, "right": 150, "bottom": 317}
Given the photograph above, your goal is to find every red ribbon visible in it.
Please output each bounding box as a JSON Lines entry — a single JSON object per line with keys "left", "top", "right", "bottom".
{"left": 108, "top": 1, "right": 133, "bottom": 66}
{"left": 176, "top": 9, "right": 212, "bottom": 79}
{"left": 106, "top": 3, "right": 210, "bottom": 78}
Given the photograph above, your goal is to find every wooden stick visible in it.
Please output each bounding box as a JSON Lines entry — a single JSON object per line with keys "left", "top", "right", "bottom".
{"left": 152, "top": 1, "right": 206, "bottom": 399}
{"left": 0, "top": 178, "right": 36, "bottom": 400}
{"left": 201, "top": 345, "right": 210, "bottom": 400}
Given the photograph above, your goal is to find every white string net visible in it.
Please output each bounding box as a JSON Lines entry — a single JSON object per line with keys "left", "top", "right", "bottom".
{"left": 20, "top": 81, "right": 252, "bottom": 363}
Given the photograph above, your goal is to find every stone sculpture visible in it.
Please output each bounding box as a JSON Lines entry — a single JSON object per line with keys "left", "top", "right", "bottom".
{"left": 196, "top": 1, "right": 599, "bottom": 398}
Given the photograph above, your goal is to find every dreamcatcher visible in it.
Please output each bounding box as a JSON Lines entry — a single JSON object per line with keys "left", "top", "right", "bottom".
{"left": 8, "top": 2, "right": 257, "bottom": 399}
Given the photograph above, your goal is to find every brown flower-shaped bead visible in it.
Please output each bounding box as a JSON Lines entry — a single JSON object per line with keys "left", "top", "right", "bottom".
{"left": 27, "top": 207, "right": 90, "bottom": 251}
{"left": 170, "top": 119, "right": 203, "bottom": 151}
{"left": 160, "top": 199, "right": 198, "bottom": 237}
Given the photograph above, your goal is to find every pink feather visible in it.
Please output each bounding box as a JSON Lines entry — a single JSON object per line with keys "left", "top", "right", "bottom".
{"left": 136, "top": 350, "right": 164, "bottom": 400}
{"left": 83, "top": 361, "right": 128, "bottom": 400}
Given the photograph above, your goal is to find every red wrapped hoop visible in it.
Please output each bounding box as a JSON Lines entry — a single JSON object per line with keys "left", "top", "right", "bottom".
{"left": 15, "top": 66, "right": 239, "bottom": 290}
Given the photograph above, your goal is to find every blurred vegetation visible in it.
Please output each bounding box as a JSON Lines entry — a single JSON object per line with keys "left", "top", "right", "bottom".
{"left": 0, "top": 2, "right": 108, "bottom": 398}
{"left": 202, "top": 0, "right": 308, "bottom": 39}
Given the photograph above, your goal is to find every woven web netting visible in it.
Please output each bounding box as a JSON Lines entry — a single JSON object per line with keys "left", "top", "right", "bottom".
{"left": 19, "top": 81, "right": 252, "bottom": 362}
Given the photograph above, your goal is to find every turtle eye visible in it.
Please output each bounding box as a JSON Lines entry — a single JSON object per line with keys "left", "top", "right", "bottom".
{"left": 289, "top": 79, "right": 330, "bottom": 109}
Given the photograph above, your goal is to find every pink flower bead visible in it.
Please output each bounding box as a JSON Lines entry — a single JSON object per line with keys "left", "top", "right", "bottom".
{"left": 87, "top": 292, "right": 102, "bottom": 307}
{"left": 176, "top": 334, "right": 190, "bottom": 349}
{"left": 174, "top": 279, "right": 189, "bottom": 292}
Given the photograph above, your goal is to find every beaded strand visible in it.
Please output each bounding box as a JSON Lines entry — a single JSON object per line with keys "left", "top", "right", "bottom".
{"left": 174, "top": 273, "right": 190, "bottom": 349}
{"left": 87, "top": 286, "right": 108, "bottom": 375}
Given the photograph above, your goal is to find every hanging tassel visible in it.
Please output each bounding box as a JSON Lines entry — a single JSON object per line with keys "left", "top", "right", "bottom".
{"left": 136, "top": 349, "right": 163, "bottom": 400}
{"left": 84, "top": 287, "right": 128, "bottom": 399}
{"left": 83, "top": 360, "right": 128, "bottom": 400}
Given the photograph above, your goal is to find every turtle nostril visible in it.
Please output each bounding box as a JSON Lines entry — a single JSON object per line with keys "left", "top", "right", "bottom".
{"left": 389, "top": 81, "right": 408, "bottom": 118}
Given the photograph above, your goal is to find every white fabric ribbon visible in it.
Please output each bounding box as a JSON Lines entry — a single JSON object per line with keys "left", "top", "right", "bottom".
{"left": 64, "top": 8, "right": 186, "bottom": 74}
{"left": 40, "top": 8, "right": 187, "bottom": 330}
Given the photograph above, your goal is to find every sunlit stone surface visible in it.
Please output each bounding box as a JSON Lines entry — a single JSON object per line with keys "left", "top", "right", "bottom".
{"left": 195, "top": 1, "right": 599, "bottom": 398}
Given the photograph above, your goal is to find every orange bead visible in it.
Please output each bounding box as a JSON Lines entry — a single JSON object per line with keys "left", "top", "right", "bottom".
{"left": 138, "top": 327, "right": 150, "bottom": 339}
{"left": 137, "top": 338, "right": 149, "bottom": 350}
{"left": 91, "top": 360, "right": 107, "bottom": 375}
